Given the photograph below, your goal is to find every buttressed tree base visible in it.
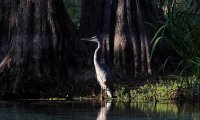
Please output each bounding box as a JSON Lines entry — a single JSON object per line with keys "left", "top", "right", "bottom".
{"left": 0, "top": 0, "right": 85, "bottom": 99}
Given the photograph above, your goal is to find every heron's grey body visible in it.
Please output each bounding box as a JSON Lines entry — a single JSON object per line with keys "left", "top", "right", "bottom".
{"left": 83, "top": 36, "right": 113, "bottom": 98}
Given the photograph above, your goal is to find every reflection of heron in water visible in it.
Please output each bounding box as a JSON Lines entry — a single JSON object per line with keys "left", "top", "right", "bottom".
{"left": 82, "top": 36, "right": 113, "bottom": 100}
{"left": 97, "top": 102, "right": 111, "bottom": 120}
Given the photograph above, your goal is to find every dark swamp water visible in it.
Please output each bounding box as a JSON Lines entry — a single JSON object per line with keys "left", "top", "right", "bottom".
{"left": 0, "top": 101, "right": 200, "bottom": 120}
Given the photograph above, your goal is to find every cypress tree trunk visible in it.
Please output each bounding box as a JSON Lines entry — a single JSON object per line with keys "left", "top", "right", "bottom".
{"left": 80, "top": 0, "right": 165, "bottom": 79}
{"left": 0, "top": 0, "right": 85, "bottom": 99}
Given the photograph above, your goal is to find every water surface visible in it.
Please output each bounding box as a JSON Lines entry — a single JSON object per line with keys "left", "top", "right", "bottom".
{"left": 0, "top": 101, "right": 199, "bottom": 120}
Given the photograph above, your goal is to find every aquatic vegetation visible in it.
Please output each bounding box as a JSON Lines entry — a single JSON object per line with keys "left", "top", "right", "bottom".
{"left": 115, "top": 76, "right": 200, "bottom": 102}
{"left": 114, "top": 85, "right": 129, "bottom": 102}
{"left": 129, "top": 80, "right": 179, "bottom": 102}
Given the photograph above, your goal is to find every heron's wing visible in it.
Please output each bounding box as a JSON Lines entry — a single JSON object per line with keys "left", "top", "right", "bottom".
{"left": 99, "top": 62, "right": 112, "bottom": 80}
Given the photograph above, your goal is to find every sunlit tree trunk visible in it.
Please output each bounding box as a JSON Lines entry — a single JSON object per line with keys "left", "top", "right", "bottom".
{"left": 80, "top": 0, "right": 164, "bottom": 79}
{"left": 0, "top": 0, "right": 85, "bottom": 99}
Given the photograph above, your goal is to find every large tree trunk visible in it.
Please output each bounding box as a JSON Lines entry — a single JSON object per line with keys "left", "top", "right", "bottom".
{"left": 80, "top": 0, "right": 165, "bottom": 79}
{"left": 0, "top": 0, "right": 85, "bottom": 99}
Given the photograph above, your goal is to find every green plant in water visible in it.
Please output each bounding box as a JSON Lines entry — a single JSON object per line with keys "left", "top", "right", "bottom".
{"left": 129, "top": 79, "right": 182, "bottom": 102}
{"left": 178, "top": 75, "right": 200, "bottom": 100}
{"left": 115, "top": 85, "right": 129, "bottom": 102}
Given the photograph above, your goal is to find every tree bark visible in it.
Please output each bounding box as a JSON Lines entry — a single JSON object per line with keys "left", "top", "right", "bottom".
{"left": 0, "top": 0, "right": 85, "bottom": 99}
{"left": 80, "top": 0, "right": 164, "bottom": 79}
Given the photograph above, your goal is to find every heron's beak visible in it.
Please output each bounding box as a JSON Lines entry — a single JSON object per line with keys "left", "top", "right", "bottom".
{"left": 81, "top": 38, "right": 96, "bottom": 42}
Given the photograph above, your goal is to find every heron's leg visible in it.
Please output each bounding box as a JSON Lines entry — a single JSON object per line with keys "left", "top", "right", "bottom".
{"left": 101, "top": 87, "right": 103, "bottom": 101}
{"left": 106, "top": 88, "right": 112, "bottom": 98}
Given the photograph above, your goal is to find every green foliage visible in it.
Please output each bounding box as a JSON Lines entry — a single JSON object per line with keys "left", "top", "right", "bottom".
{"left": 114, "top": 85, "right": 129, "bottom": 102}
{"left": 152, "top": 0, "right": 200, "bottom": 77}
{"left": 178, "top": 75, "right": 200, "bottom": 99}
{"left": 151, "top": 1, "right": 200, "bottom": 100}
{"left": 130, "top": 80, "right": 180, "bottom": 102}
{"left": 115, "top": 76, "right": 200, "bottom": 102}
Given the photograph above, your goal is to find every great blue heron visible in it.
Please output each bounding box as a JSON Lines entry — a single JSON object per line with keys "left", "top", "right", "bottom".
{"left": 82, "top": 36, "right": 113, "bottom": 99}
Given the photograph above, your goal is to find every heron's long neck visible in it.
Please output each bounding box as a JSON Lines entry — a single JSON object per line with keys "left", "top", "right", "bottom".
{"left": 94, "top": 41, "right": 101, "bottom": 67}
